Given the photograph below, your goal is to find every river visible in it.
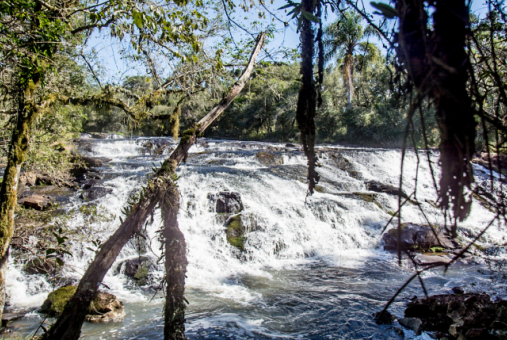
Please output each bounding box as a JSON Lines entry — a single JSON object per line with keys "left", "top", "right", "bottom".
{"left": 4, "top": 137, "right": 505, "bottom": 339}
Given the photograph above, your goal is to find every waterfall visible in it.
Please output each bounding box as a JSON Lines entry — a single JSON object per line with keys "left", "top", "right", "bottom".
{"left": 6, "top": 137, "right": 503, "bottom": 339}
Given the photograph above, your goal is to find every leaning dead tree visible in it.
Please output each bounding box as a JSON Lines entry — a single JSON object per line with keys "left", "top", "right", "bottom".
{"left": 41, "top": 32, "right": 265, "bottom": 340}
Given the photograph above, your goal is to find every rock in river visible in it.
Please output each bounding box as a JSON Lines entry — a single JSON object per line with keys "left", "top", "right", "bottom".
{"left": 382, "top": 223, "right": 455, "bottom": 251}
{"left": 80, "top": 187, "right": 113, "bottom": 201}
{"left": 402, "top": 293, "right": 507, "bottom": 339}
{"left": 255, "top": 151, "right": 283, "bottom": 166}
{"left": 208, "top": 191, "right": 244, "bottom": 214}
{"left": 40, "top": 286, "right": 125, "bottom": 323}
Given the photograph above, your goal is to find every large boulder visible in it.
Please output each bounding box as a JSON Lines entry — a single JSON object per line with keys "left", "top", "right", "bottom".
{"left": 40, "top": 286, "right": 125, "bottom": 323}
{"left": 80, "top": 187, "right": 113, "bottom": 201}
{"left": 255, "top": 152, "right": 283, "bottom": 166}
{"left": 18, "top": 194, "right": 54, "bottom": 210}
{"left": 382, "top": 223, "right": 455, "bottom": 251}
{"left": 403, "top": 293, "right": 507, "bottom": 339}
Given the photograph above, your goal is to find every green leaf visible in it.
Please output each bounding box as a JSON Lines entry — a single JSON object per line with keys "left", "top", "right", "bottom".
{"left": 46, "top": 249, "right": 56, "bottom": 255}
{"left": 370, "top": 2, "right": 398, "bottom": 19}
{"left": 133, "top": 11, "right": 144, "bottom": 29}
{"left": 278, "top": 1, "right": 296, "bottom": 10}
{"left": 56, "top": 258, "right": 64, "bottom": 266}
{"left": 302, "top": 11, "right": 320, "bottom": 23}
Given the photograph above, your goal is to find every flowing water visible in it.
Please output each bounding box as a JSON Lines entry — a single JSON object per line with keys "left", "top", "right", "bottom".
{"left": 4, "top": 137, "right": 506, "bottom": 339}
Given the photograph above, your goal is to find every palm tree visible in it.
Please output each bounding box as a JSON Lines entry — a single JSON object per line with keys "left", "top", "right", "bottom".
{"left": 324, "top": 11, "right": 378, "bottom": 109}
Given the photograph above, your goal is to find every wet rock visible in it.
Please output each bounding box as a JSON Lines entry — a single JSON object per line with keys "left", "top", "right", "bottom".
{"left": 352, "top": 192, "right": 379, "bottom": 204}
{"left": 90, "top": 132, "right": 109, "bottom": 139}
{"left": 225, "top": 214, "right": 246, "bottom": 251}
{"left": 78, "top": 140, "right": 94, "bottom": 152}
{"left": 255, "top": 151, "right": 283, "bottom": 166}
{"left": 123, "top": 257, "right": 153, "bottom": 277}
{"left": 329, "top": 153, "right": 354, "bottom": 172}
{"left": 349, "top": 170, "right": 363, "bottom": 179}
{"left": 452, "top": 287, "right": 464, "bottom": 295}
{"left": 80, "top": 187, "right": 113, "bottom": 201}
{"left": 375, "top": 310, "right": 396, "bottom": 325}
{"left": 366, "top": 180, "right": 409, "bottom": 199}
{"left": 2, "top": 310, "right": 30, "bottom": 327}
{"left": 82, "top": 179, "right": 98, "bottom": 189}
{"left": 399, "top": 317, "right": 423, "bottom": 334}
{"left": 211, "top": 191, "right": 244, "bottom": 214}
{"left": 285, "top": 143, "right": 299, "bottom": 148}
{"left": 18, "top": 194, "right": 54, "bottom": 210}
{"left": 40, "top": 286, "right": 125, "bottom": 322}
{"left": 81, "top": 156, "right": 103, "bottom": 168}
{"left": 23, "top": 257, "right": 61, "bottom": 275}
{"left": 118, "top": 256, "right": 155, "bottom": 286}
{"left": 382, "top": 223, "right": 455, "bottom": 252}
{"left": 85, "top": 292, "right": 126, "bottom": 323}
{"left": 404, "top": 293, "right": 507, "bottom": 339}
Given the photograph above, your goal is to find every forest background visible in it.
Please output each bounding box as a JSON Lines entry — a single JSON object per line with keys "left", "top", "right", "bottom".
{"left": 0, "top": 0, "right": 465, "bottom": 180}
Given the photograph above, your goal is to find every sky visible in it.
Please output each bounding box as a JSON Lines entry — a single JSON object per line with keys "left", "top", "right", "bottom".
{"left": 85, "top": 0, "right": 490, "bottom": 85}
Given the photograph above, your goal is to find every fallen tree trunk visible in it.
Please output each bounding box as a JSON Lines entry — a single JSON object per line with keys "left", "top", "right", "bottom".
{"left": 43, "top": 32, "right": 265, "bottom": 340}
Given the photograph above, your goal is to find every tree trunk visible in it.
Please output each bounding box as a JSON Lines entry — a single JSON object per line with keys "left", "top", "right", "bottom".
{"left": 295, "top": 0, "right": 320, "bottom": 194}
{"left": 0, "top": 89, "right": 40, "bottom": 323}
{"left": 344, "top": 53, "right": 354, "bottom": 109}
{"left": 44, "top": 32, "right": 265, "bottom": 340}
{"left": 160, "top": 186, "right": 186, "bottom": 340}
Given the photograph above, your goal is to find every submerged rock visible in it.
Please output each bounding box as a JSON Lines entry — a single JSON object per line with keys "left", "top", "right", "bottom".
{"left": 40, "top": 286, "right": 125, "bottom": 322}
{"left": 255, "top": 151, "right": 283, "bottom": 166}
{"left": 382, "top": 223, "right": 455, "bottom": 252}
{"left": 80, "top": 187, "right": 113, "bottom": 201}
